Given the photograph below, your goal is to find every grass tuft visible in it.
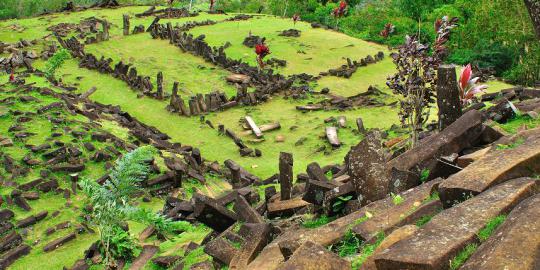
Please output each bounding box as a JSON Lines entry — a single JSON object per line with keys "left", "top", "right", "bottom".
{"left": 351, "top": 232, "right": 385, "bottom": 269}
{"left": 302, "top": 215, "right": 335, "bottom": 229}
{"left": 477, "top": 215, "right": 507, "bottom": 241}
{"left": 450, "top": 243, "right": 478, "bottom": 270}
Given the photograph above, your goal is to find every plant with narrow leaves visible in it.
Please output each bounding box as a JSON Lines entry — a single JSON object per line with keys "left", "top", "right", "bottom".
{"left": 459, "top": 64, "right": 488, "bottom": 106}
{"left": 293, "top": 13, "right": 300, "bottom": 26}
{"left": 387, "top": 17, "right": 458, "bottom": 147}
{"left": 80, "top": 146, "right": 191, "bottom": 268}
{"left": 45, "top": 48, "right": 70, "bottom": 79}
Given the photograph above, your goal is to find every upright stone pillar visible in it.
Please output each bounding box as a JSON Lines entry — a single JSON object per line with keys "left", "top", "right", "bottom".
{"left": 123, "top": 14, "right": 130, "bottom": 36}
{"left": 437, "top": 65, "right": 462, "bottom": 130}
{"left": 156, "top": 72, "right": 163, "bottom": 100}
{"left": 279, "top": 152, "right": 293, "bottom": 200}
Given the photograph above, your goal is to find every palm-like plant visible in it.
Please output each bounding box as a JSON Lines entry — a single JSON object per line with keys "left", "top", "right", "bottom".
{"left": 80, "top": 146, "right": 191, "bottom": 268}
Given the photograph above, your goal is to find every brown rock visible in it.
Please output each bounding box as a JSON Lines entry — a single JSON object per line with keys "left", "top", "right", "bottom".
{"left": 267, "top": 197, "right": 312, "bottom": 218}
{"left": 276, "top": 241, "right": 351, "bottom": 270}
{"left": 439, "top": 133, "right": 540, "bottom": 208}
{"left": 374, "top": 178, "right": 539, "bottom": 270}
{"left": 460, "top": 193, "right": 540, "bottom": 270}
{"left": 230, "top": 223, "right": 271, "bottom": 269}
{"left": 129, "top": 245, "right": 159, "bottom": 270}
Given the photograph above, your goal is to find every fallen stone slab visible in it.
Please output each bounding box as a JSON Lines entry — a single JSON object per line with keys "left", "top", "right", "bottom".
{"left": 50, "top": 163, "right": 85, "bottom": 173}
{"left": 352, "top": 179, "right": 442, "bottom": 242}
{"left": 204, "top": 236, "right": 238, "bottom": 265}
{"left": 302, "top": 180, "right": 336, "bottom": 206}
{"left": 245, "top": 116, "right": 263, "bottom": 138}
{"left": 0, "top": 231, "right": 22, "bottom": 254}
{"left": 193, "top": 193, "right": 238, "bottom": 232}
{"left": 460, "top": 193, "right": 540, "bottom": 270}
{"left": 439, "top": 133, "right": 540, "bottom": 208}
{"left": 230, "top": 223, "right": 271, "bottom": 269}
{"left": 374, "top": 178, "right": 539, "bottom": 270}
{"left": 0, "top": 209, "right": 14, "bottom": 222}
{"left": 326, "top": 127, "right": 340, "bottom": 147}
{"left": 240, "top": 122, "right": 280, "bottom": 136}
{"left": 361, "top": 225, "right": 419, "bottom": 270}
{"left": 234, "top": 195, "right": 264, "bottom": 223}
{"left": 43, "top": 232, "right": 76, "bottom": 252}
{"left": 267, "top": 197, "right": 312, "bottom": 218}
{"left": 16, "top": 211, "right": 48, "bottom": 228}
{"left": 0, "top": 244, "right": 31, "bottom": 269}
{"left": 387, "top": 110, "right": 484, "bottom": 193}
{"left": 276, "top": 241, "right": 351, "bottom": 270}
{"left": 129, "top": 245, "right": 159, "bottom": 270}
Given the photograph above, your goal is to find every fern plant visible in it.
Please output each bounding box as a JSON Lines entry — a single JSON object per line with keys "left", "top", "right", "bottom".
{"left": 44, "top": 48, "right": 71, "bottom": 79}
{"left": 80, "top": 146, "right": 191, "bottom": 267}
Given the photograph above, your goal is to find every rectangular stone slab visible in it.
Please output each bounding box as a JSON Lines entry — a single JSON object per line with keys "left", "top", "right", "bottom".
{"left": 439, "top": 134, "right": 540, "bottom": 208}
{"left": 129, "top": 245, "right": 159, "bottom": 270}
{"left": 204, "top": 236, "right": 238, "bottom": 265}
{"left": 374, "top": 178, "right": 539, "bottom": 270}
{"left": 245, "top": 116, "right": 263, "bottom": 138}
{"left": 460, "top": 193, "right": 540, "bottom": 270}
{"left": 193, "top": 193, "right": 238, "bottom": 232}
{"left": 0, "top": 244, "right": 30, "bottom": 269}
{"left": 230, "top": 223, "right": 271, "bottom": 269}
{"left": 276, "top": 241, "right": 351, "bottom": 270}
{"left": 352, "top": 179, "right": 442, "bottom": 242}
{"left": 43, "top": 232, "right": 76, "bottom": 252}
{"left": 267, "top": 197, "right": 311, "bottom": 218}
{"left": 234, "top": 195, "right": 264, "bottom": 223}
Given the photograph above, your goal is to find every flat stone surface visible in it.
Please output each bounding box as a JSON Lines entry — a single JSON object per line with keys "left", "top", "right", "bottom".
{"left": 439, "top": 132, "right": 540, "bottom": 207}
{"left": 234, "top": 195, "right": 264, "bottom": 223}
{"left": 276, "top": 241, "right": 351, "bottom": 270}
{"left": 352, "top": 179, "right": 441, "bottom": 242}
{"left": 204, "top": 236, "right": 238, "bottom": 265}
{"left": 193, "top": 193, "right": 238, "bottom": 232}
{"left": 460, "top": 193, "right": 540, "bottom": 270}
{"left": 267, "top": 197, "right": 312, "bottom": 218}
{"left": 374, "top": 178, "right": 539, "bottom": 270}
{"left": 362, "top": 225, "right": 418, "bottom": 270}
{"left": 43, "top": 232, "right": 76, "bottom": 252}
{"left": 230, "top": 223, "right": 271, "bottom": 269}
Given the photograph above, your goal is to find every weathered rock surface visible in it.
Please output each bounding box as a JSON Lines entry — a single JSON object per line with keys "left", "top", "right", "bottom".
{"left": 439, "top": 132, "right": 540, "bottom": 207}
{"left": 230, "top": 223, "right": 271, "bottom": 269}
{"left": 460, "top": 193, "right": 540, "bottom": 270}
{"left": 374, "top": 178, "right": 539, "bottom": 270}
{"left": 276, "top": 241, "right": 351, "bottom": 270}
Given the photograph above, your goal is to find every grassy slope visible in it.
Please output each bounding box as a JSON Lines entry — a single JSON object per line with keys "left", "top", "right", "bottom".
{"left": 188, "top": 15, "right": 389, "bottom": 76}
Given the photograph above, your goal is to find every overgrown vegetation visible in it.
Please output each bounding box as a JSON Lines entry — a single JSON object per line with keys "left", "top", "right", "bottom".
{"left": 477, "top": 215, "right": 507, "bottom": 241}
{"left": 80, "top": 146, "right": 191, "bottom": 267}
{"left": 449, "top": 243, "right": 478, "bottom": 270}
{"left": 45, "top": 49, "right": 71, "bottom": 79}
{"left": 351, "top": 232, "right": 385, "bottom": 269}
{"left": 334, "top": 229, "right": 362, "bottom": 257}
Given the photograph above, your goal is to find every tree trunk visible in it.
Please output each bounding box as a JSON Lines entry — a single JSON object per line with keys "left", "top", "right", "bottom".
{"left": 437, "top": 65, "right": 463, "bottom": 130}
{"left": 524, "top": 0, "right": 540, "bottom": 38}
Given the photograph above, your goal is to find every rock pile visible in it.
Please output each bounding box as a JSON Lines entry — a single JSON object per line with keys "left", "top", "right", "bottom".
{"left": 320, "top": 52, "right": 385, "bottom": 78}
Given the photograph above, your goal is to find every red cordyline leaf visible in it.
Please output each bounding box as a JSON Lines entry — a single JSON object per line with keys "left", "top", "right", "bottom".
{"left": 9, "top": 72, "right": 14, "bottom": 82}
{"left": 460, "top": 64, "right": 472, "bottom": 91}
{"left": 293, "top": 14, "right": 300, "bottom": 22}
{"left": 255, "top": 44, "right": 270, "bottom": 57}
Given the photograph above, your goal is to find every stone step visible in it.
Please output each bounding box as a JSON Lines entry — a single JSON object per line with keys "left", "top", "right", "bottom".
{"left": 276, "top": 241, "right": 351, "bottom": 270}
{"left": 460, "top": 193, "right": 540, "bottom": 270}
{"left": 439, "top": 132, "right": 540, "bottom": 208}
{"left": 247, "top": 180, "right": 440, "bottom": 269}
{"left": 374, "top": 178, "right": 539, "bottom": 270}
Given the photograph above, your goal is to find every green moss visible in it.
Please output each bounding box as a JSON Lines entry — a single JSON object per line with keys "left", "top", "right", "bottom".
{"left": 416, "top": 214, "right": 436, "bottom": 227}
{"left": 302, "top": 215, "right": 335, "bottom": 229}
{"left": 496, "top": 137, "right": 525, "bottom": 150}
{"left": 334, "top": 229, "right": 362, "bottom": 257}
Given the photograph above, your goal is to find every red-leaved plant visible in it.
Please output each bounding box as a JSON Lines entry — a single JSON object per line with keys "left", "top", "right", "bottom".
{"left": 332, "top": 1, "right": 348, "bottom": 29}
{"left": 459, "top": 64, "right": 488, "bottom": 106}
{"left": 380, "top": 23, "right": 395, "bottom": 38}
{"left": 9, "top": 72, "right": 14, "bottom": 82}
{"left": 255, "top": 43, "right": 270, "bottom": 69}
{"left": 293, "top": 14, "right": 300, "bottom": 26}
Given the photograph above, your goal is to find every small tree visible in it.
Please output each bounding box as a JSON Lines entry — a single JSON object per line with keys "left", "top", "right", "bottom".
{"left": 332, "top": 0, "right": 348, "bottom": 29}
{"left": 44, "top": 48, "right": 70, "bottom": 80}
{"left": 255, "top": 42, "right": 270, "bottom": 70}
{"left": 387, "top": 16, "right": 458, "bottom": 147}
{"left": 80, "top": 146, "right": 191, "bottom": 268}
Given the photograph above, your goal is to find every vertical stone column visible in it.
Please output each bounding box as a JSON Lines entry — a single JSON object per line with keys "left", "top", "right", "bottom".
{"left": 279, "top": 152, "right": 293, "bottom": 200}
{"left": 437, "top": 65, "right": 462, "bottom": 130}
{"left": 123, "top": 14, "right": 130, "bottom": 36}
{"left": 102, "top": 21, "right": 110, "bottom": 40}
{"left": 156, "top": 72, "right": 163, "bottom": 100}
